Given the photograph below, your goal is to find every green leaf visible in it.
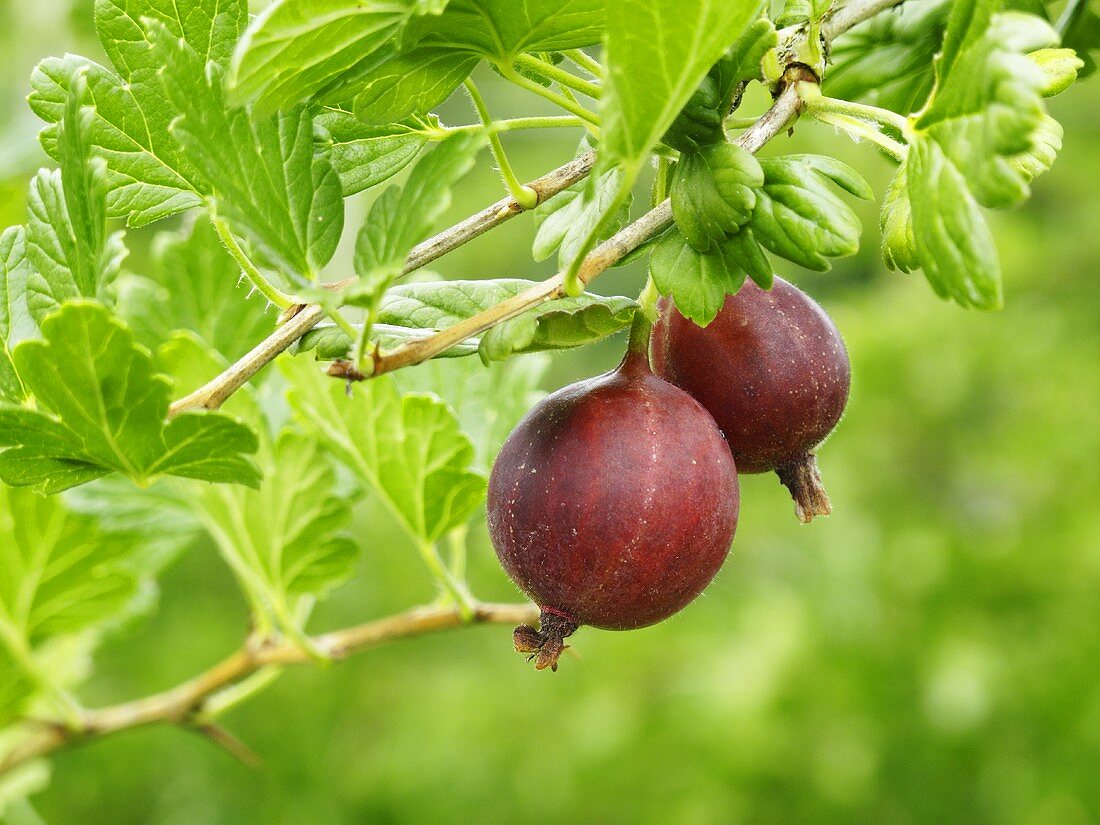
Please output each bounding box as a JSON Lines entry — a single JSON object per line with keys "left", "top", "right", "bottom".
{"left": 879, "top": 161, "right": 919, "bottom": 274}
{"left": 0, "top": 228, "right": 33, "bottom": 402}
{"left": 155, "top": 25, "right": 344, "bottom": 281}
{"left": 601, "top": 0, "right": 765, "bottom": 171}
{"left": 227, "top": 0, "right": 420, "bottom": 113}
{"left": 298, "top": 322, "right": 479, "bottom": 361}
{"left": 345, "top": 134, "right": 483, "bottom": 334}
{"left": 916, "top": 10, "right": 1059, "bottom": 209}
{"left": 882, "top": 143, "right": 1001, "bottom": 310}
{"left": 189, "top": 432, "right": 359, "bottom": 626}
{"left": 533, "top": 164, "right": 632, "bottom": 268}
{"left": 671, "top": 142, "right": 763, "bottom": 252}
{"left": 0, "top": 486, "right": 139, "bottom": 724}
{"left": 282, "top": 355, "right": 486, "bottom": 544}
{"left": 1029, "top": 48, "right": 1084, "bottom": 96}
{"left": 775, "top": 0, "right": 831, "bottom": 28}
{"left": 394, "top": 354, "right": 549, "bottom": 472}
{"left": 352, "top": 48, "right": 480, "bottom": 125}
{"left": 649, "top": 229, "right": 771, "bottom": 326}
{"left": 115, "top": 216, "right": 273, "bottom": 363}
{"left": 315, "top": 109, "right": 428, "bottom": 196}
{"left": 748, "top": 154, "right": 870, "bottom": 271}
{"left": 25, "top": 83, "right": 127, "bottom": 325}
{"left": 878, "top": 5, "right": 1067, "bottom": 309}
{"left": 827, "top": 0, "right": 952, "bottom": 114}
{"left": 0, "top": 303, "right": 260, "bottom": 493}
{"left": 379, "top": 278, "right": 637, "bottom": 362}
{"left": 27, "top": 0, "right": 247, "bottom": 226}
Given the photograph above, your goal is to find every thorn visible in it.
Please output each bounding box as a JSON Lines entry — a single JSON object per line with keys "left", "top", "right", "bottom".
{"left": 189, "top": 722, "right": 263, "bottom": 769}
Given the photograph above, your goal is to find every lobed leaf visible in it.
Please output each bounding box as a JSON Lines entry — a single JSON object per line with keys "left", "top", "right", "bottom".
{"left": 0, "top": 303, "right": 260, "bottom": 493}
{"left": 28, "top": 0, "right": 247, "bottom": 226}
{"left": 748, "top": 155, "right": 870, "bottom": 271}
{"left": 649, "top": 229, "right": 771, "bottom": 327}
{"left": 315, "top": 109, "right": 428, "bottom": 196}
{"left": 189, "top": 433, "right": 359, "bottom": 621}
{"left": 157, "top": 26, "right": 344, "bottom": 282}
{"left": 601, "top": 0, "right": 765, "bottom": 171}
{"left": 283, "top": 356, "right": 486, "bottom": 544}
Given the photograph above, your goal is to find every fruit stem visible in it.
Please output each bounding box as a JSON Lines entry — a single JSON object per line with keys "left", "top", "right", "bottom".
{"left": 775, "top": 454, "right": 833, "bottom": 523}
{"left": 621, "top": 308, "right": 655, "bottom": 373}
{"left": 513, "top": 609, "right": 579, "bottom": 672}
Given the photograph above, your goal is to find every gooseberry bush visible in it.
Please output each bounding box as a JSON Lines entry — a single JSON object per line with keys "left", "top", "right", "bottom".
{"left": 0, "top": 0, "right": 1093, "bottom": 797}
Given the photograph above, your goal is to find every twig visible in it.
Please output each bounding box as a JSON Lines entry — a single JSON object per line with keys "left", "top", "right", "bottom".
{"left": 821, "top": 0, "right": 906, "bottom": 40}
{"left": 0, "top": 602, "right": 537, "bottom": 776}
{"left": 168, "top": 0, "right": 901, "bottom": 416}
{"left": 167, "top": 151, "right": 595, "bottom": 417}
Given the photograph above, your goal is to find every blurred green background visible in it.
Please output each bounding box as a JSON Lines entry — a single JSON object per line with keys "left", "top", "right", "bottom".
{"left": 3, "top": 2, "right": 1100, "bottom": 823}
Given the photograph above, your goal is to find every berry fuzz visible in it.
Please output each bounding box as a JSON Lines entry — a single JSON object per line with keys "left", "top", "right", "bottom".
{"left": 487, "top": 338, "right": 740, "bottom": 671}
{"left": 652, "top": 277, "right": 850, "bottom": 523}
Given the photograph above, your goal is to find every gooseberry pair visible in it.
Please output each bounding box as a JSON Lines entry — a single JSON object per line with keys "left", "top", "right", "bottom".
{"left": 487, "top": 278, "right": 850, "bottom": 670}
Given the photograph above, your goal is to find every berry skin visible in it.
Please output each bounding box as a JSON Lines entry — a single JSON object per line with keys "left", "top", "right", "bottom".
{"left": 652, "top": 277, "right": 850, "bottom": 523}
{"left": 487, "top": 349, "right": 740, "bottom": 671}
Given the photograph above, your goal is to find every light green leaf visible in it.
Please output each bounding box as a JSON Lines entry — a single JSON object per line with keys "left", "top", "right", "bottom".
{"left": 282, "top": 356, "right": 486, "bottom": 543}
{"left": 352, "top": 134, "right": 484, "bottom": 288}
{"left": 315, "top": 109, "right": 428, "bottom": 196}
{"left": 671, "top": 142, "right": 763, "bottom": 252}
{"left": 27, "top": 0, "right": 247, "bottom": 226}
{"left": 156, "top": 25, "right": 344, "bottom": 281}
{"left": 0, "top": 486, "right": 138, "bottom": 724}
{"left": 775, "top": 0, "right": 831, "bottom": 28}
{"left": 601, "top": 0, "right": 765, "bottom": 171}
{"left": 344, "top": 134, "right": 483, "bottom": 338}
{"left": 1028, "top": 47, "right": 1084, "bottom": 97}
{"left": 227, "top": 0, "right": 420, "bottom": 113}
{"left": 352, "top": 48, "right": 480, "bottom": 125}
{"left": 25, "top": 83, "right": 127, "bottom": 325}
{"left": 533, "top": 165, "right": 631, "bottom": 267}
{"left": 649, "top": 229, "right": 771, "bottom": 326}
{"left": 0, "top": 228, "right": 33, "bottom": 402}
{"left": 189, "top": 432, "right": 359, "bottom": 627}
{"left": 916, "top": 10, "right": 1059, "bottom": 209}
{"left": 826, "top": 0, "right": 951, "bottom": 114}
{"left": 378, "top": 278, "right": 637, "bottom": 362}
{"left": 394, "top": 354, "right": 549, "bottom": 472}
{"left": 115, "top": 216, "right": 273, "bottom": 363}
{"left": 0, "top": 303, "right": 260, "bottom": 493}
{"left": 883, "top": 142, "right": 1002, "bottom": 310}
{"left": 748, "top": 154, "right": 870, "bottom": 271}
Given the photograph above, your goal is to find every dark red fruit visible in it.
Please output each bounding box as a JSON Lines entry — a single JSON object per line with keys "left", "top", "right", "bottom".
{"left": 487, "top": 348, "right": 740, "bottom": 671}
{"left": 652, "top": 277, "right": 850, "bottom": 523}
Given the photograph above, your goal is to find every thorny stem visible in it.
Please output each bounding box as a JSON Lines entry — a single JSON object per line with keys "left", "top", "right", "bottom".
{"left": 212, "top": 218, "right": 294, "bottom": 310}
{"left": 512, "top": 53, "right": 602, "bottom": 99}
{"left": 361, "top": 81, "right": 805, "bottom": 378}
{"left": 169, "top": 0, "right": 898, "bottom": 414}
{"left": 0, "top": 602, "right": 539, "bottom": 776}
{"left": 167, "top": 150, "right": 598, "bottom": 417}
{"left": 464, "top": 79, "right": 538, "bottom": 208}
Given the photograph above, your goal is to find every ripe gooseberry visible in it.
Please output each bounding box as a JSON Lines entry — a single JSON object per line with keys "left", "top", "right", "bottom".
{"left": 487, "top": 329, "right": 740, "bottom": 671}
{"left": 652, "top": 277, "right": 850, "bottom": 523}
